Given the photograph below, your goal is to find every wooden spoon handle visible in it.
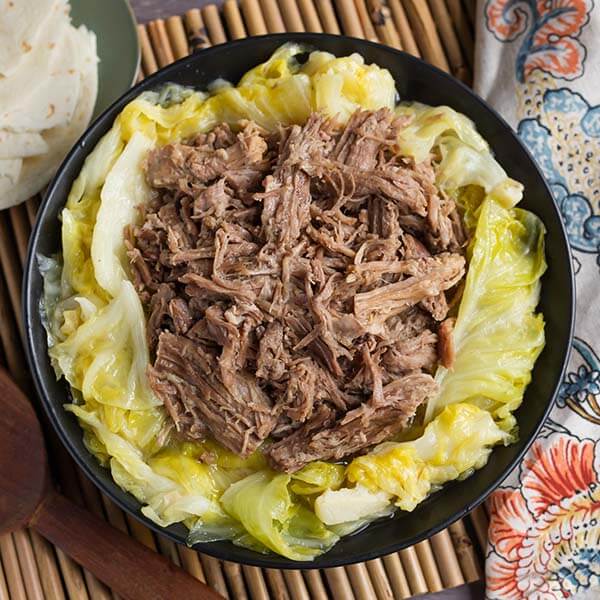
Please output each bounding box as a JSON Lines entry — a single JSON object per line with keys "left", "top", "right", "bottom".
{"left": 31, "top": 489, "right": 223, "bottom": 600}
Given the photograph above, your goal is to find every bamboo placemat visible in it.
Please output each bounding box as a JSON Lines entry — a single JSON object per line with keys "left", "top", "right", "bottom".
{"left": 0, "top": 1, "right": 491, "bottom": 598}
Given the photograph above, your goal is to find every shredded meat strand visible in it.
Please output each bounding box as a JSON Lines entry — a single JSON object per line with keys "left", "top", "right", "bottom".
{"left": 129, "top": 109, "right": 467, "bottom": 469}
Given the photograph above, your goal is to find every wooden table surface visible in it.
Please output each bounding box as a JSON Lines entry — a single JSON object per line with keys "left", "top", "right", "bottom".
{"left": 127, "top": 1, "right": 486, "bottom": 598}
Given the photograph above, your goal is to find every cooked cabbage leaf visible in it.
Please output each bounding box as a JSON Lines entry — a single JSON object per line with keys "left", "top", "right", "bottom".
{"left": 341, "top": 403, "right": 509, "bottom": 512}
{"left": 50, "top": 280, "right": 160, "bottom": 410}
{"left": 67, "top": 404, "right": 220, "bottom": 528}
{"left": 315, "top": 485, "right": 392, "bottom": 525}
{"left": 91, "top": 131, "right": 153, "bottom": 298}
{"left": 426, "top": 199, "right": 546, "bottom": 429}
{"left": 396, "top": 102, "right": 488, "bottom": 162}
{"left": 44, "top": 44, "right": 546, "bottom": 561}
{"left": 221, "top": 472, "right": 339, "bottom": 560}
{"left": 60, "top": 125, "right": 123, "bottom": 304}
{"left": 290, "top": 462, "right": 345, "bottom": 496}
{"left": 396, "top": 103, "right": 524, "bottom": 206}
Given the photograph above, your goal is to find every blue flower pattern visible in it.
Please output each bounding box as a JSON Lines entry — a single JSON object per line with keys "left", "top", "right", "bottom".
{"left": 517, "top": 88, "right": 600, "bottom": 256}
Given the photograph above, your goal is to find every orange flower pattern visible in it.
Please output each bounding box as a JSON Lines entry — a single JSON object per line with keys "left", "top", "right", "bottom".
{"left": 485, "top": 0, "right": 593, "bottom": 82}
{"left": 486, "top": 434, "right": 600, "bottom": 597}
{"left": 483, "top": 2, "right": 599, "bottom": 597}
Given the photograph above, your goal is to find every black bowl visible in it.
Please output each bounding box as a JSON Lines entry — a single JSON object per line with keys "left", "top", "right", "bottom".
{"left": 23, "top": 33, "right": 575, "bottom": 569}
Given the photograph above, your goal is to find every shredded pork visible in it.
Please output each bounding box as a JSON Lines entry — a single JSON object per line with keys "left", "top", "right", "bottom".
{"left": 127, "top": 110, "right": 466, "bottom": 471}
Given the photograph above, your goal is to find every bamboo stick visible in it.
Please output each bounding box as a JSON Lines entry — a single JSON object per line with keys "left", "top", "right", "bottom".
{"left": 325, "top": 567, "right": 355, "bottom": 600}
{"left": 138, "top": 25, "right": 159, "bottom": 75}
{"left": 367, "top": 0, "right": 402, "bottom": 48}
{"left": 0, "top": 215, "right": 23, "bottom": 336}
{"left": 315, "top": 0, "right": 341, "bottom": 33}
{"left": 388, "top": 0, "right": 419, "bottom": 55}
{"left": 224, "top": 0, "right": 248, "bottom": 39}
{"left": 265, "top": 568, "right": 290, "bottom": 599}
{"left": 301, "top": 571, "right": 328, "bottom": 600}
{"left": 51, "top": 439, "right": 84, "bottom": 502}
{"left": 400, "top": 0, "right": 450, "bottom": 71}
{"left": 0, "top": 534, "right": 27, "bottom": 600}
{"left": 242, "top": 566, "right": 270, "bottom": 600}
{"left": 398, "top": 546, "right": 428, "bottom": 595}
{"left": 7, "top": 205, "right": 29, "bottom": 266}
{"left": 199, "top": 556, "right": 229, "bottom": 599}
{"left": 427, "top": 0, "right": 470, "bottom": 81}
{"left": 100, "top": 495, "right": 129, "bottom": 535}
{"left": 429, "top": 529, "right": 465, "bottom": 588}
{"left": 463, "top": 0, "right": 476, "bottom": 26}
{"left": 12, "top": 530, "right": 44, "bottom": 600}
{"left": 76, "top": 471, "right": 106, "bottom": 520}
{"left": 260, "top": 0, "right": 286, "bottom": 32}
{"left": 30, "top": 530, "right": 66, "bottom": 600}
{"left": 147, "top": 19, "right": 175, "bottom": 68}
{"left": 279, "top": 0, "right": 306, "bottom": 31}
{"left": 184, "top": 9, "right": 210, "bottom": 51}
{"left": 25, "top": 195, "right": 40, "bottom": 227}
{"left": 0, "top": 270, "right": 28, "bottom": 393}
{"left": 0, "top": 559, "right": 9, "bottom": 600}
{"left": 354, "top": 0, "right": 379, "bottom": 41}
{"left": 470, "top": 506, "right": 489, "bottom": 551}
{"left": 241, "top": 0, "right": 269, "bottom": 35}
{"left": 345, "top": 563, "right": 377, "bottom": 600}
{"left": 382, "top": 553, "right": 411, "bottom": 599}
{"left": 335, "top": 0, "right": 365, "bottom": 37}
{"left": 82, "top": 562, "right": 112, "bottom": 598}
{"left": 156, "top": 536, "right": 181, "bottom": 567}
{"left": 124, "top": 516, "right": 157, "bottom": 552}
{"left": 414, "top": 540, "right": 443, "bottom": 592}
{"left": 448, "top": 520, "right": 483, "bottom": 582}
{"left": 178, "top": 548, "right": 207, "bottom": 583}
{"left": 366, "top": 559, "right": 394, "bottom": 600}
{"left": 55, "top": 547, "right": 89, "bottom": 600}
{"left": 283, "top": 570, "right": 310, "bottom": 600}
{"left": 166, "top": 15, "right": 189, "bottom": 59}
{"left": 203, "top": 5, "right": 228, "bottom": 45}
{"left": 444, "top": 0, "right": 474, "bottom": 65}
{"left": 223, "top": 562, "right": 248, "bottom": 600}
{"left": 297, "top": 0, "right": 323, "bottom": 32}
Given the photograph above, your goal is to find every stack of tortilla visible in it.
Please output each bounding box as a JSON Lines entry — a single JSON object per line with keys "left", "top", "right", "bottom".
{"left": 0, "top": 0, "right": 98, "bottom": 209}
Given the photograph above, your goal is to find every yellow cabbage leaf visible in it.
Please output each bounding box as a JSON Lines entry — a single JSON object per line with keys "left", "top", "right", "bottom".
{"left": 50, "top": 280, "right": 160, "bottom": 410}
{"left": 426, "top": 199, "right": 546, "bottom": 430}
{"left": 344, "top": 404, "right": 509, "bottom": 511}
{"left": 220, "top": 472, "right": 339, "bottom": 560}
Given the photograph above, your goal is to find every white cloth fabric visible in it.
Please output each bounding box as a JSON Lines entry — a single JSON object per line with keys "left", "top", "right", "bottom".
{"left": 473, "top": 1, "right": 600, "bottom": 598}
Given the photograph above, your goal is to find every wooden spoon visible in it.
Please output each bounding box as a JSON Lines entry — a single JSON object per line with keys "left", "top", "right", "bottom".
{"left": 0, "top": 369, "right": 223, "bottom": 600}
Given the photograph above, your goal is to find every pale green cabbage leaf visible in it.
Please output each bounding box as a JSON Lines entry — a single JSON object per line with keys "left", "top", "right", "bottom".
{"left": 426, "top": 199, "right": 546, "bottom": 429}
{"left": 91, "top": 131, "right": 153, "bottom": 298}
{"left": 220, "top": 472, "right": 339, "bottom": 560}
{"left": 396, "top": 103, "right": 524, "bottom": 207}
{"left": 336, "top": 404, "right": 509, "bottom": 512}
{"left": 43, "top": 44, "right": 547, "bottom": 561}
{"left": 50, "top": 280, "right": 160, "bottom": 410}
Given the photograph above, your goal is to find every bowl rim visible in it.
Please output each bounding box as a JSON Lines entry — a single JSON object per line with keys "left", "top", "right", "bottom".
{"left": 23, "top": 32, "right": 576, "bottom": 569}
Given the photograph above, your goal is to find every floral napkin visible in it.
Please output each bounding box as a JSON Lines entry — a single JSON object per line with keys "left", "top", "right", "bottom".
{"left": 473, "top": 1, "right": 600, "bottom": 597}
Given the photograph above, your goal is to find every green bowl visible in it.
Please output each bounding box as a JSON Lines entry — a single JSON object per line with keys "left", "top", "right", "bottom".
{"left": 70, "top": 0, "right": 140, "bottom": 117}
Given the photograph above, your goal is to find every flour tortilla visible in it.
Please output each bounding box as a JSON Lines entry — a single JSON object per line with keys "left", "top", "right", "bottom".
{"left": 0, "top": 26, "right": 97, "bottom": 209}
{"left": 0, "top": 158, "right": 22, "bottom": 197}
{"left": 0, "top": 159, "right": 22, "bottom": 183}
{"left": 0, "top": 2, "right": 80, "bottom": 132}
{"left": 0, "top": 131, "right": 48, "bottom": 159}
{"left": 0, "top": 0, "right": 60, "bottom": 76}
